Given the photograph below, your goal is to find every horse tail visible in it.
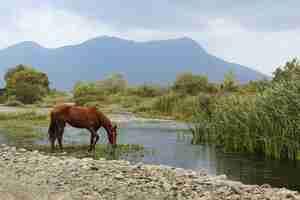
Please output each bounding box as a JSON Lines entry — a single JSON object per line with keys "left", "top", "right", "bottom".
{"left": 48, "top": 112, "right": 58, "bottom": 141}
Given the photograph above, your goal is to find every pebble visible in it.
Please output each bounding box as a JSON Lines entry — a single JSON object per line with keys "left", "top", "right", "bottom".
{"left": 0, "top": 145, "right": 299, "bottom": 200}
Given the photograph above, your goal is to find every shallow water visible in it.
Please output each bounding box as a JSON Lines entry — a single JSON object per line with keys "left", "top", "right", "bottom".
{"left": 1, "top": 119, "right": 300, "bottom": 190}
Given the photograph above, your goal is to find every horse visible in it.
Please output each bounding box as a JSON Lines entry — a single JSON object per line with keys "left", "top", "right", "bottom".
{"left": 48, "top": 104, "right": 117, "bottom": 152}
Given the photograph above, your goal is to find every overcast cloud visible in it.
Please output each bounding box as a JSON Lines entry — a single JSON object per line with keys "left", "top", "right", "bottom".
{"left": 1, "top": 0, "right": 300, "bottom": 75}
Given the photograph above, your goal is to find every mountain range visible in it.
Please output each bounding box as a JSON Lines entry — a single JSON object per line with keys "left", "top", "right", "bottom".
{"left": 0, "top": 36, "right": 266, "bottom": 90}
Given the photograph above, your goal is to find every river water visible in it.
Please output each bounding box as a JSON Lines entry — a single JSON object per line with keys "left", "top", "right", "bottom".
{"left": 1, "top": 118, "right": 300, "bottom": 190}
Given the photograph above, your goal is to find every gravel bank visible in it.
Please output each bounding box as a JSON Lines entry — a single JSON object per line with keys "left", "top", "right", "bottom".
{"left": 0, "top": 144, "right": 299, "bottom": 200}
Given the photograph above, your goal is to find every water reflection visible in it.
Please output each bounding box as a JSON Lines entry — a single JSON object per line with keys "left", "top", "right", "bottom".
{"left": 215, "top": 152, "right": 300, "bottom": 190}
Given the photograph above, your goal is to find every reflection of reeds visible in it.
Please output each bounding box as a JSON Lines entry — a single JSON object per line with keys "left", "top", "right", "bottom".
{"left": 191, "top": 81, "right": 300, "bottom": 160}
{"left": 176, "top": 132, "right": 193, "bottom": 143}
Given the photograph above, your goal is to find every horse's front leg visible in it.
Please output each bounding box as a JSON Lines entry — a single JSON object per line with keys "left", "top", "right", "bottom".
{"left": 88, "top": 130, "right": 95, "bottom": 152}
{"left": 50, "top": 137, "right": 56, "bottom": 153}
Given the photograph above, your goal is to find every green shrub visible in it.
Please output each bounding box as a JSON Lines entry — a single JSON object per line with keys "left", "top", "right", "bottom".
{"left": 172, "top": 72, "right": 210, "bottom": 95}
{"left": 73, "top": 81, "right": 107, "bottom": 105}
{"left": 126, "top": 84, "right": 164, "bottom": 97}
{"left": 151, "top": 92, "right": 181, "bottom": 115}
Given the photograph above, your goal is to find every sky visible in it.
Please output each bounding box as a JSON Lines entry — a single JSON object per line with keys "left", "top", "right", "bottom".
{"left": 1, "top": 1, "right": 300, "bottom": 75}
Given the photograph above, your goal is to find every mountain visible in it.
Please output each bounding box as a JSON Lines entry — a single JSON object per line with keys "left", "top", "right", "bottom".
{"left": 0, "top": 36, "right": 266, "bottom": 90}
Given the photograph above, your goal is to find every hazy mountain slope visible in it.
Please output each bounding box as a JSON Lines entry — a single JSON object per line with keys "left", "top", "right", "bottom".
{"left": 0, "top": 36, "right": 266, "bottom": 90}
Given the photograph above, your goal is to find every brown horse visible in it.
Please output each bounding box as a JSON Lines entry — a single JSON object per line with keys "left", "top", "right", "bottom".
{"left": 48, "top": 104, "right": 117, "bottom": 152}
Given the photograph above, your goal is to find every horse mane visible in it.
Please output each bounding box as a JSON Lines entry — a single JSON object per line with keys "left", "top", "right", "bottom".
{"left": 94, "top": 108, "right": 112, "bottom": 128}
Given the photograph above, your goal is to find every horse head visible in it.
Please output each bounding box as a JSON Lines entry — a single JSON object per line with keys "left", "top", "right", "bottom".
{"left": 107, "top": 124, "right": 117, "bottom": 147}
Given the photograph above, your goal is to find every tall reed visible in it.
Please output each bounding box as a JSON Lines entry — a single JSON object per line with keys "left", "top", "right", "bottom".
{"left": 192, "top": 80, "right": 300, "bottom": 160}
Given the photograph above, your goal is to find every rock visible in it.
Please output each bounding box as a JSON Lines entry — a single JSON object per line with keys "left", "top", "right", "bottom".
{"left": 215, "top": 174, "right": 227, "bottom": 180}
{"left": 231, "top": 185, "right": 242, "bottom": 195}
{"left": 163, "top": 182, "right": 172, "bottom": 191}
{"left": 82, "top": 165, "right": 90, "bottom": 170}
{"left": 82, "top": 158, "right": 93, "bottom": 162}
{"left": 132, "top": 162, "right": 143, "bottom": 169}
{"left": 114, "top": 174, "right": 125, "bottom": 180}
{"left": 10, "top": 147, "right": 16, "bottom": 152}
{"left": 32, "top": 150, "right": 39, "bottom": 154}
{"left": 261, "top": 184, "right": 272, "bottom": 189}
{"left": 90, "top": 166, "right": 99, "bottom": 171}
{"left": 18, "top": 148, "right": 27, "bottom": 153}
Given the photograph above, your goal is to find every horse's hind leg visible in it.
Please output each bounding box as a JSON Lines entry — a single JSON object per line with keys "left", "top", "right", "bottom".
{"left": 88, "top": 128, "right": 97, "bottom": 152}
{"left": 94, "top": 134, "right": 99, "bottom": 146}
{"left": 57, "top": 121, "right": 65, "bottom": 152}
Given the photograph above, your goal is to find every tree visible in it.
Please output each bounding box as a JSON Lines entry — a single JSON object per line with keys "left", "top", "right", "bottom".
{"left": 273, "top": 58, "right": 300, "bottom": 82}
{"left": 239, "top": 79, "right": 271, "bottom": 94}
{"left": 172, "top": 72, "right": 209, "bottom": 95}
{"left": 73, "top": 81, "right": 106, "bottom": 105}
{"left": 221, "top": 70, "right": 239, "bottom": 92}
{"left": 128, "top": 84, "right": 164, "bottom": 97}
{"left": 4, "top": 64, "right": 27, "bottom": 82}
{"left": 97, "top": 73, "right": 127, "bottom": 94}
{"left": 5, "top": 65, "right": 50, "bottom": 104}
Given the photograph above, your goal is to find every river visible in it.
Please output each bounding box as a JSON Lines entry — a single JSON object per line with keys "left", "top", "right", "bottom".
{"left": 1, "top": 114, "right": 300, "bottom": 191}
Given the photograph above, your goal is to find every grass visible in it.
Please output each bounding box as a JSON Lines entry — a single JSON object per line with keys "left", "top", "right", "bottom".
{"left": 0, "top": 111, "right": 48, "bottom": 141}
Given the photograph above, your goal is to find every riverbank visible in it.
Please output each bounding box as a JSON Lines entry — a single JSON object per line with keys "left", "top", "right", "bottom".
{"left": 0, "top": 105, "right": 176, "bottom": 123}
{"left": 0, "top": 144, "right": 299, "bottom": 200}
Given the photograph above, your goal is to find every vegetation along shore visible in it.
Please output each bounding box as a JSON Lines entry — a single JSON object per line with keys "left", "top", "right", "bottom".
{"left": 1, "top": 59, "right": 300, "bottom": 160}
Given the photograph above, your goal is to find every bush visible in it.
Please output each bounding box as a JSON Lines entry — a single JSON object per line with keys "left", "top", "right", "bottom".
{"left": 73, "top": 81, "right": 107, "bottom": 105}
{"left": 172, "top": 72, "right": 210, "bottom": 95}
{"left": 127, "top": 84, "right": 164, "bottom": 97}
{"left": 96, "top": 73, "right": 128, "bottom": 95}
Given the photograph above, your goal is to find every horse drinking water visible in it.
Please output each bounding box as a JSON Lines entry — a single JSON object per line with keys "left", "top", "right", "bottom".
{"left": 48, "top": 104, "right": 117, "bottom": 152}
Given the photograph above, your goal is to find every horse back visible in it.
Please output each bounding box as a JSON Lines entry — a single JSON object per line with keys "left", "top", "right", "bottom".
{"left": 51, "top": 105, "right": 99, "bottom": 128}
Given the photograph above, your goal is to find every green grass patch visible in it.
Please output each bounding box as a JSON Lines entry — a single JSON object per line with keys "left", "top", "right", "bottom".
{"left": 0, "top": 111, "right": 48, "bottom": 141}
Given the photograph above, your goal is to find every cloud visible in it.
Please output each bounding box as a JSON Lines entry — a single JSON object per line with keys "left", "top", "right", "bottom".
{"left": 50, "top": 0, "right": 300, "bottom": 32}
{"left": 197, "top": 19, "right": 300, "bottom": 74}
{"left": 0, "top": 4, "right": 118, "bottom": 48}
{"left": 0, "top": 1, "right": 300, "bottom": 76}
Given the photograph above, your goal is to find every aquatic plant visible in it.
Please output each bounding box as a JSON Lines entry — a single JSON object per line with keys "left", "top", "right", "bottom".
{"left": 192, "top": 80, "right": 300, "bottom": 160}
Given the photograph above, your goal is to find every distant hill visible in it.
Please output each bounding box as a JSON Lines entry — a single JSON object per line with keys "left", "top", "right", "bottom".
{"left": 0, "top": 36, "right": 267, "bottom": 90}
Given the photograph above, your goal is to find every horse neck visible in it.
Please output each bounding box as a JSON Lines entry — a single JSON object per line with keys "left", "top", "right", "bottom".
{"left": 96, "top": 110, "right": 112, "bottom": 129}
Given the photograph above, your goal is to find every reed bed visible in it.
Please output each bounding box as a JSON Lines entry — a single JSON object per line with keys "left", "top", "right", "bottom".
{"left": 192, "top": 80, "right": 300, "bottom": 160}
